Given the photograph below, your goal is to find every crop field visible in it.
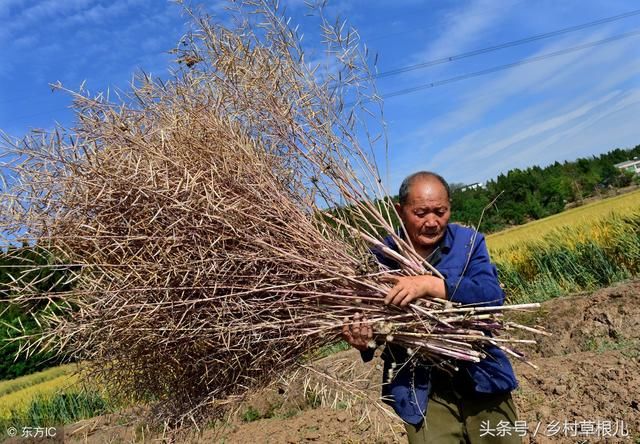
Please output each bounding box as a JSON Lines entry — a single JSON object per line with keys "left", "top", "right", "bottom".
{"left": 0, "top": 369, "right": 77, "bottom": 418}
{"left": 0, "top": 364, "right": 75, "bottom": 398}
{"left": 486, "top": 188, "right": 640, "bottom": 253}
{"left": 0, "top": 364, "right": 112, "bottom": 434}
{"left": 486, "top": 190, "right": 639, "bottom": 303}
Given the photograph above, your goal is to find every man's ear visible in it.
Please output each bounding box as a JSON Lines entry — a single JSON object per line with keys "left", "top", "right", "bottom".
{"left": 394, "top": 202, "right": 403, "bottom": 216}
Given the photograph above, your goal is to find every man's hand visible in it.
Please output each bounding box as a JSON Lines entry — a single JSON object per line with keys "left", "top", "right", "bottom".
{"left": 342, "top": 312, "right": 373, "bottom": 352}
{"left": 382, "top": 275, "right": 446, "bottom": 307}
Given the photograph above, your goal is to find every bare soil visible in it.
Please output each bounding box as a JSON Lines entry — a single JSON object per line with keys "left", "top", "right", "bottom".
{"left": 62, "top": 281, "right": 640, "bottom": 443}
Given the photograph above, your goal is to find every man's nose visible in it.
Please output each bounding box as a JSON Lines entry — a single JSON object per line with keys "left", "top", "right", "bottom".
{"left": 424, "top": 216, "right": 438, "bottom": 227}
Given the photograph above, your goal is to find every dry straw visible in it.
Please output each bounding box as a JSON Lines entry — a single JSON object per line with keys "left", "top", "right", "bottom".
{"left": 0, "top": 1, "right": 543, "bottom": 430}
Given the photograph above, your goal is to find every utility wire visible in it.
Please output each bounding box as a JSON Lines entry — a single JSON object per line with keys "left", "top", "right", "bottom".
{"left": 6, "top": 14, "right": 640, "bottom": 120}
{"left": 18, "top": 30, "right": 640, "bottom": 118}
{"left": 3, "top": 7, "right": 639, "bottom": 107}
{"left": 370, "top": 8, "right": 640, "bottom": 80}
{"left": 10, "top": 28, "right": 640, "bottom": 121}
{"left": 379, "top": 29, "right": 640, "bottom": 100}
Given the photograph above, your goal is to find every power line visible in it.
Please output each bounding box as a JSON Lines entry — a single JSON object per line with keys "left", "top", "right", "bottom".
{"left": 364, "top": 0, "right": 529, "bottom": 42}
{"left": 371, "top": 8, "right": 640, "bottom": 80}
{"left": 379, "top": 29, "right": 640, "bottom": 100}
{"left": 3, "top": 7, "right": 640, "bottom": 109}
{"left": 6, "top": 17, "right": 640, "bottom": 122}
{"left": 14, "top": 28, "right": 639, "bottom": 123}
{"left": 8, "top": 28, "right": 640, "bottom": 122}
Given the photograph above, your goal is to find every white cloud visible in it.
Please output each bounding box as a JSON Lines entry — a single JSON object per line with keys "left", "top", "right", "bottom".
{"left": 385, "top": 19, "right": 640, "bottom": 188}
{"left": 428, "top": 88, "right": 640, "bottom": 183}
{"left": 0, "top": 0, "right": 149, "bottom": 45}
{"left": 60, "top": 1, "right": 129, "bottom": 25}
{"left": 13, "top": 34, "right": 38, "bottom": 48}
{"left": 460, "top": 90, "right": 624, "bottom": 163}
{"left": 426, "top": 28, "right": 621, "bottom": 136}
{"left": 0, "top": 0, "right": 86, "bottom": 43}
{"left": 508, "top": 89, "right": 640, "bottom": 164}
{"left": 407, "top": 0, "right": 514, "bottom": 71}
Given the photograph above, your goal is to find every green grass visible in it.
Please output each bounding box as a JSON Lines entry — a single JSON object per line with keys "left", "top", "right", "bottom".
{"left": 585, "top": 337, "right": 640, "bottom": 358}
{"left": 312, "top": 340, "right": 350, "bottom": 359}
{"left": 241, "top": 406, "right": 262, "bottom": 423}
{"left": 486, "top": 190, "right": 640, "bottom": 303}
{"left": 0, "top": 364, "right": 118, "bottom": 440}
{"left": 304, "top": 388, "right": 322, "bottom": 409}
{"left": 0, "top": 373, "right": 80, "bottom": 418}
{"left": 240, "top": 402, "right": 301, "bottom": 423}
{"left": 0, "top": 390, "right": 113, "bottom": 440}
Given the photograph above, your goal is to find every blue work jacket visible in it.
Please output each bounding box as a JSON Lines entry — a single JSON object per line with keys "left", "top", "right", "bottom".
{"left": 361, "top": 223, "right": 518, "bottom": 425}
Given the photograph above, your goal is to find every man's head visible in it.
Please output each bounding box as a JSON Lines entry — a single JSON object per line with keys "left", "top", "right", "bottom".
{"left": 396, "top": 171, "right": 451, "bottom": 255}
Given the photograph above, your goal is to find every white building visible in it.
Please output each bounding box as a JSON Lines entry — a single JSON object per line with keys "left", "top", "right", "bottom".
{"left": 459, "top": 182, "right": 484, "bottom": 192}
{"left": 614, "top": 158, "right": 640, "bottom": 175}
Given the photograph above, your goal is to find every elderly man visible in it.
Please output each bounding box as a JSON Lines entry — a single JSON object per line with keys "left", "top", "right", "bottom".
{"left": 342, "top": 171, "right": 520, "bottom": 444}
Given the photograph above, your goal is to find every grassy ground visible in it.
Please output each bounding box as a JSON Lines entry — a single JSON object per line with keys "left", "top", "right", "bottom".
{"left": 486, "top": 188, "right": 640, "bottom": 252}
{"left": 0, "top": 363, "right": 114, "bottom": 437}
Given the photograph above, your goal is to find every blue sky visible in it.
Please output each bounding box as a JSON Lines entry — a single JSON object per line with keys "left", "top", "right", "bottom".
{"left": 1, "top": 0, "right": 639, "bottom": 193}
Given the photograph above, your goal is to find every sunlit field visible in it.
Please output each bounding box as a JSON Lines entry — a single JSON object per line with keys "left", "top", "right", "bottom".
{"left": 0, "top": 364, "right": 113, "bottom": 431}
{"left": 0, "top": 370, "right": 77, "bottom": 418}
{"left": 0, "top": 364, "right": 75, "bottom": 398}
{"left": 486, "top": 189, "right": 640, "bottom": 253}
{"left": 487, "top": 190, "right": 640, "bottom": 303}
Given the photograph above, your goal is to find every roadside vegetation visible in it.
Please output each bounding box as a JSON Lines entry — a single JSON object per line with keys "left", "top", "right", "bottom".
{"left": 0, "top": 389, "right": 112, "bottom": 434}
{"left": 0, "top": 364, "right": 114, "bottom": 434}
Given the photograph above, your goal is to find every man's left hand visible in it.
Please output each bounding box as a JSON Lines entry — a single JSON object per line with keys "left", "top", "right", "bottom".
{"left": 381, "top": 275, "right": 446, "bottom": 307}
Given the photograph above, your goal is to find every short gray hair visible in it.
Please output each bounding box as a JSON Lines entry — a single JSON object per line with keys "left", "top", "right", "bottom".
{"left": 398, "top": 171, "right": 450, "bottom": 205}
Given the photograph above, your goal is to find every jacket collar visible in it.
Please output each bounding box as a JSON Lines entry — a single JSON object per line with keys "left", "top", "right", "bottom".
{"left": 441, "top": 223, "right": 455, "bottom": 253}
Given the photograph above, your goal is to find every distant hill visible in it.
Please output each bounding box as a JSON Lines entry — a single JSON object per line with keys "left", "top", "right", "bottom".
{"left": 445, "top": 144, "right": 640, "bottom": 233}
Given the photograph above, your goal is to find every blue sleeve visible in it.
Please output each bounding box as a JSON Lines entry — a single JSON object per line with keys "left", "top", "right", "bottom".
{"left": 445, "top": 234, "right": 505, "bottom": 307}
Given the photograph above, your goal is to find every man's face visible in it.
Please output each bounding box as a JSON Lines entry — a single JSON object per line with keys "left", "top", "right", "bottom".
{"left": 396, "top": 178, "right": 451, "bottom": 253}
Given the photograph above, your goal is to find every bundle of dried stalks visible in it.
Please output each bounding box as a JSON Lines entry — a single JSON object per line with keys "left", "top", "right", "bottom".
{"left": 0, "top": 1, "right": 543, "bottom": 429}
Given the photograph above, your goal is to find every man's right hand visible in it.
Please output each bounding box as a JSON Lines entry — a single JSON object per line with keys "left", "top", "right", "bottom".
{"left": 341, "top": 312, "right": 373, "bottom": 352}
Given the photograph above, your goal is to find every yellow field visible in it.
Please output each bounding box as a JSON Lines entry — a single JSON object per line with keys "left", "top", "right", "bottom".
{"left": 487, "top": 189, "right": 640, "bottom": 254}
{"left": 0, "top": 371, "right": 78, "bottom": 418}
{"left": 0, "top": 364, "right": 76, "bottom": 398}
